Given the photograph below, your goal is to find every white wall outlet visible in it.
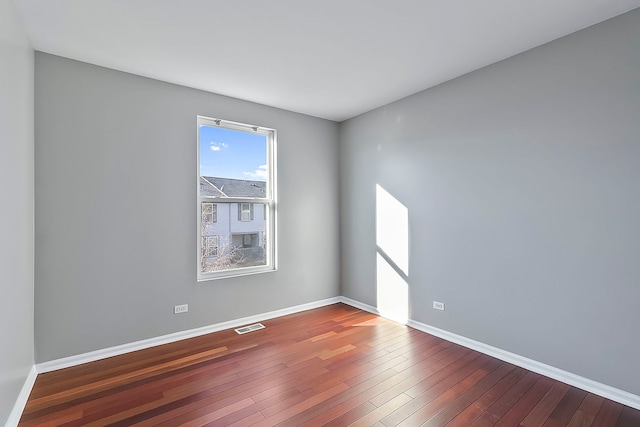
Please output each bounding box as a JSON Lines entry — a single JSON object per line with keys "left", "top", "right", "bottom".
{"left": 433, "top": 301, "right": 445, "bottom": 311}
{"left": 174, "top": 304, "right": 188, "bottom": 314}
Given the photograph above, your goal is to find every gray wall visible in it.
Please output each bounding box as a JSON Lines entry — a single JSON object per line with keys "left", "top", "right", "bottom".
{"left": 0, "top": 0, "right": 35, "bottom": 423}
{"left": 340, "top": 10, "right": 640, "bottom": 395}
{"left": 35, "top": 53, "right": 340, "bottom": 362}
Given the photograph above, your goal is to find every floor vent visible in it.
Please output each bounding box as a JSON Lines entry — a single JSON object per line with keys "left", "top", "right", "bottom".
{"left": 234, "top": 323, "right": 266, "bottom": 335}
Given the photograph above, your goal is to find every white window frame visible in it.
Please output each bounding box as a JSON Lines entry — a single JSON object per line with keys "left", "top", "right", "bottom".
{"left": 197, "top": 116, "right": 277, "bottom": 281}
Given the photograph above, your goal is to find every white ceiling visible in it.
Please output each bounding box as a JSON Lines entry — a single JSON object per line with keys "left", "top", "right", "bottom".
{"left": 13, "top": 0, "right": 640, "bottom": 122}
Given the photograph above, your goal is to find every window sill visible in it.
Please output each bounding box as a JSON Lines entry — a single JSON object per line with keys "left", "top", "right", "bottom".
{"left": 197, "top": 266, "right": 277, "bottom": 282}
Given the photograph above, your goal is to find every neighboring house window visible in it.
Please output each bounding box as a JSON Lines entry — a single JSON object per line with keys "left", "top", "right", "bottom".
{"left": 202, "top": 203, "right": 217, "bottom": 223}
{"left": 197, "top": 116, "right": 276, "bottom": 280}
{"left": 202, "top": 235, "right": 218, "bottom": 257}
{"left": 239, "top": 203, "right": 253, "bottom": 221}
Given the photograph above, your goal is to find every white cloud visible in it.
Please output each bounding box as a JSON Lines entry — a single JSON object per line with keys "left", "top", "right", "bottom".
{"left": 243, "top": 165, "right": 268, "bottom": 180}
{"left": 210, "top": 142, "right": 227, "bottom": 151}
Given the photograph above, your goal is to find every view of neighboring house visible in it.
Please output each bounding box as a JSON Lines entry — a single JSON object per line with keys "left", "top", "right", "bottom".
{"left": 199, "top": 176, "right": 267, "bottom": 271}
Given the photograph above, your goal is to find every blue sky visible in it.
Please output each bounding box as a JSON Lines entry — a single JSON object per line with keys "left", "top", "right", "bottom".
{"left": 199, "top": 125, "right": 267, "bottom": 181}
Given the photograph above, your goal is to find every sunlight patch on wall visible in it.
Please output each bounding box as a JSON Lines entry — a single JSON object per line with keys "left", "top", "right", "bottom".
{"left": 376, "top": 185, "right": 409, "bottom": 275}
{"left": 375, "top": 184, "right": 409, "bottom": 324}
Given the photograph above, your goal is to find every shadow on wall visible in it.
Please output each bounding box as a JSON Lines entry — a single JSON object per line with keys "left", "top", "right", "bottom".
{"left": 376, "top": 184, "right": 409, "bottom": 324}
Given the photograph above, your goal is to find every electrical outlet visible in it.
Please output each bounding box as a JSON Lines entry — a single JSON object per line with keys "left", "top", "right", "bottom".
{"left": 174, "top": 304, "right": 188, "bottom": 314}
{"left": 433, "top": 301, "right": 445, "bottom": 311}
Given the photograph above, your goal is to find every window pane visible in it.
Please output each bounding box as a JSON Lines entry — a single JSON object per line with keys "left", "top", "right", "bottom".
{"left": 199, "top": 125, "right": 268, "bottom": 198}
{"left": 200, "top": 202, "right": 268, "bottom": 273}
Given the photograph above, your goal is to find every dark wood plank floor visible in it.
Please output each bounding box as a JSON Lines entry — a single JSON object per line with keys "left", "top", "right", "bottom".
{"left": 19, "top": 303, "right": 640, "bottom": 426}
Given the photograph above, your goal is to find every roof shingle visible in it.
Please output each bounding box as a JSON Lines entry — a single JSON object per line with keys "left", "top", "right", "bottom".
{"left": 200, "top": 176, "right": 266, "bottom": 198}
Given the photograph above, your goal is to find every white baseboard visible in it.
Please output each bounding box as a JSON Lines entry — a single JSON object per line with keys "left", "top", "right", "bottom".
{"left": 5, "top": 365, "right": 37, "bottom": 427}
{"left": 36, "top": 296, "right": 342, "bottom": 374}
{"left": 338, "top": 296, "right": 640, "bottom": 411}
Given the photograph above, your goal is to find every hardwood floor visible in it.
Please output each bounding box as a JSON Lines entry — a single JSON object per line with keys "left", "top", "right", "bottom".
{"left": 19, "top": 304, "right": 640, "bottom": 426}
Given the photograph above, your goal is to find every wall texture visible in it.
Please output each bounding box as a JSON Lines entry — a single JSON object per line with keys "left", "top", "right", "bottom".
{"left": 340, "top": 10, "right": 640, "bottom": 395}
{"left": 34, "top": 53, "right": 340, "bottom": 362}
{"left": 0, "top": 0, "right": 34, "bottom": 423}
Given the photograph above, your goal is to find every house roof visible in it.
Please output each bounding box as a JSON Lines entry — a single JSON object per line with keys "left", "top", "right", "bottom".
{"left": 200, "top": 177, "right": 266, "bottom": 198}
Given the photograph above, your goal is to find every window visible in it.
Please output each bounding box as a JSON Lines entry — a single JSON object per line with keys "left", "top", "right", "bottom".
{"left": 202, "top": 235, "right": 218, "bottom": 257}
{"left": 202, "top": 203, "right": 217, "bottom": 223}
{"left": 239, "top": 203, "right": 253, "bottom": 221}
{"left": 197, "top": 116, "right": 276, "bottom": 280}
